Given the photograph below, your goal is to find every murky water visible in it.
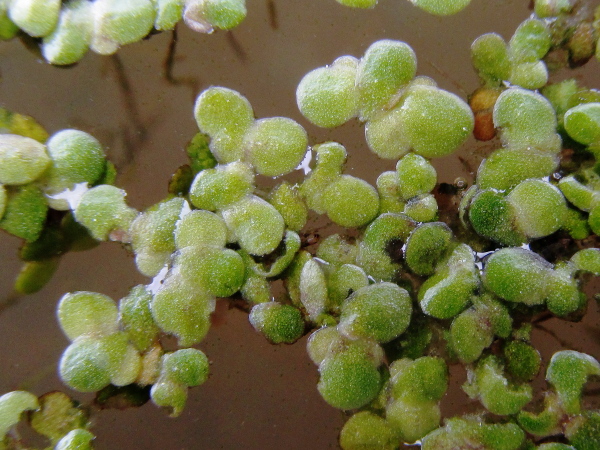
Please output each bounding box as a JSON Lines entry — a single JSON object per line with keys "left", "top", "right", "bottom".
{"left": 0, "top": 1, "right": 599, "bottom": 448}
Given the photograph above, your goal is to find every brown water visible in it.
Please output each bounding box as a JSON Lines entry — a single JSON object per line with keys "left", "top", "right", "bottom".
{"left": 0, "top": 1, "right": 599, "bottom": 448}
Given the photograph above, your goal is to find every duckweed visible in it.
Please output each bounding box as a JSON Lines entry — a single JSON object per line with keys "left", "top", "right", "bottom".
{"left": 1, "top": 2, "right": 600, "bottom": 449}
